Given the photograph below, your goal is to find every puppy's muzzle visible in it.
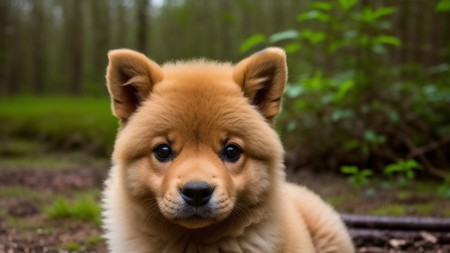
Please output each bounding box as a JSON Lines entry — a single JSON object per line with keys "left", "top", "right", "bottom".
{"left": 180, "top": 182, "right": 214, "bottom": 207}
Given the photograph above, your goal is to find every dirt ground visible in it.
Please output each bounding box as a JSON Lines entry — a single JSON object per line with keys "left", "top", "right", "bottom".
{"left": 1, "top": 149, "right": 450, "bottom": 252}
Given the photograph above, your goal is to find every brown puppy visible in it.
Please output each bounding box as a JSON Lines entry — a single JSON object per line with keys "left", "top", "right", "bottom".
{"left": 102, "top": 48, "right": 354, "bottom": 253}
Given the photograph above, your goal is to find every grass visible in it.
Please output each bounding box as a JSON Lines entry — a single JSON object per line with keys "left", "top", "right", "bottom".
{"left": 64, "top": 242, "right": 82, "bottom": 251}
{"left": 7, "top": 216, "right": 43, "bottom": 229}
{"left": 64, "top": 236, "right": 104, "bottom": 251}
{"left": 370, "top": 204, "right": 407, "bottom": 216}
{"left": 415, "top": 202, "right": 438, "bottom": 216}
{"left": 86, "top": 235, "right": 105, "bottom": 245}
{"left": 327, "top": 193, "right": 355, "bottom": 208}
{"left": 0, "top": 138, "right": 109, "bottom": 171}
{"left": 0, "top": 185, "right": 46, "bottom": 199}
{"left": 0, "top": 139, "right": 41, "bottom": 157}
{"left": 0, "top": 96, "right": 117, "bottom": 155}
{"left": 44, "top": 195, "right": 101, "bottom": 224}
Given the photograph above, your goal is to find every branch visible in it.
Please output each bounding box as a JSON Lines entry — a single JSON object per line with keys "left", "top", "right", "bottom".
{"left": 408, "top": 135, "right": 450, "bottom": 158}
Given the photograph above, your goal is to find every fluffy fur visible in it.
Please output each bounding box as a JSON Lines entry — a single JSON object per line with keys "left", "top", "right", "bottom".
{"left": 102, "top": 48, "right": 354, "bottom": 253}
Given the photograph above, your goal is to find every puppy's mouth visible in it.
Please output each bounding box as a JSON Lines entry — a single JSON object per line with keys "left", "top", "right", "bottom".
{"left": 170, "top": 206, "right": 220, "bottom": 229}
{"left": 159, "top": 196, "right": 232, "bottom": 228}
{"left": 175, "top": 205, "right": 217, "bottom": 220}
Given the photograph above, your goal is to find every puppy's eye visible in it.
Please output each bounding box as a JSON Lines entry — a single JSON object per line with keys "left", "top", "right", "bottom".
{"left": 222, "top": 144, "right": 241, "bottom": 162}
{"left": 153, "top": 144, "right": 174, "bottom": 162}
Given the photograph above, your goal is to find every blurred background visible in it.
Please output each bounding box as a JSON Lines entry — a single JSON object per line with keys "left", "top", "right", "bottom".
{"left": 0, "top": 0, "right": 449, "bottom": 251}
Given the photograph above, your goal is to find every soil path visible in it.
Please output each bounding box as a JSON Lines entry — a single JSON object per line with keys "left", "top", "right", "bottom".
{"left": 1, "top": 168, "right": 450, "bottom": 252}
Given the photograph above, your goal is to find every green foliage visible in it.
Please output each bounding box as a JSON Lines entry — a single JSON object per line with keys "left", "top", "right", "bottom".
{"left": 437, "top": 179, "right": 450, "bottom": 198}
{"left": 340, "top": 165, "right": 373, "bottom": 186}
{"left": 437, "top": 0, "right": 450, "bottom": 12}
{"left": 44, "top": 196, "right": 101, "bottom": 224}
{"left": 268, "top": 30, "right": 299, "bottom": 44}
{"left": 383, "top": 159, "right": 422, "bottom": 184}
{"left": 64, "top": 242, "right": 82, "bottom": 251}
{"left": 241, "top": 1, "right": 450, "bottom": 183}
{"left": 371, "top": 204, "right": 407, "bottom": 216}
{"left": 415, "top": 203, "right": 438, "bottom": 216}
{"left": 240, "top": 34, "right": 266, "bottom": 53}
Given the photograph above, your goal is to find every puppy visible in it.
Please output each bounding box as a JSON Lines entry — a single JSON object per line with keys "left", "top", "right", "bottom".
{"left": 101, "top": 48, "right": 354, "bottom": 253}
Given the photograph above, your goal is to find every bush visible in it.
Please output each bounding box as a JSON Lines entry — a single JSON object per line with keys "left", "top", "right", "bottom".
{"left": 242, "top": 1, "right": 450, "bottom": 179}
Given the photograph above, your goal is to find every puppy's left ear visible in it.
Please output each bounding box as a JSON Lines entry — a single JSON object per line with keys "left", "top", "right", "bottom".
{"left": 233, "top": 47, "right": 287, "bottom": 125}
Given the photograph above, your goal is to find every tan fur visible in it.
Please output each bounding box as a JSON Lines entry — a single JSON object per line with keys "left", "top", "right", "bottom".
{"left": 102, "top": 48, "right": 354, "bottom": 253}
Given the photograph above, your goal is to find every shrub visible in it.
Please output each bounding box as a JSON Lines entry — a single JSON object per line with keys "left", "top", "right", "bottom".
{"left": 241, "top": 1, "right": 450, "bottom": 179}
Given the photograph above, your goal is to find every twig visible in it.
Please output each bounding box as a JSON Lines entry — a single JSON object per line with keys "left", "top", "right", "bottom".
{"left": 408, "top": 135, "right": 450, "bottom": 158}
{"left": 395, "top": 130, "right": 450, "bottom": 179}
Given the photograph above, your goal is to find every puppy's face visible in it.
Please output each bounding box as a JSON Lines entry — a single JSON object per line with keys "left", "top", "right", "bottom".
{"left": 106, "top": 48, "right": 287, "bottom": 229}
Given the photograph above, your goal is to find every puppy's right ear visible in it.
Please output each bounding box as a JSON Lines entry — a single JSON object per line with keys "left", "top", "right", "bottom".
{"left": 106, "top": 49, "right": 163, "bottom": 124}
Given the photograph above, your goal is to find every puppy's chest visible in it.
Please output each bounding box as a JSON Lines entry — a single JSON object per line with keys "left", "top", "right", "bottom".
{"left": 148, "top": 228, "right": 281, "bottom": 253}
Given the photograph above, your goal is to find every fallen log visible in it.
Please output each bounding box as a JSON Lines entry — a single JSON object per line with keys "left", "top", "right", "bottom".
{"left": 341, "top": 214, "right": 450, "bottom": 232}
{"left": 349, "top": 229, "right": 450, "bottom": 243}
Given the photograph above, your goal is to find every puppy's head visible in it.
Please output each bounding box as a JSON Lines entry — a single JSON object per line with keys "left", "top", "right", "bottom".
{"left": 106, "top": 48, "right": 287, "bottom": 229}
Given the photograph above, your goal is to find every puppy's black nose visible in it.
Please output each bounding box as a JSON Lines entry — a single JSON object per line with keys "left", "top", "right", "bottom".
{"left": 180, "top": 182, "right": 214, "bottom": 206}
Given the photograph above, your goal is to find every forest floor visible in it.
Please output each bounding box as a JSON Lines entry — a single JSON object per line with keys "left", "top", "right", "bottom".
{"left": 1, "top": 138, "right": 450, "bottom": 252}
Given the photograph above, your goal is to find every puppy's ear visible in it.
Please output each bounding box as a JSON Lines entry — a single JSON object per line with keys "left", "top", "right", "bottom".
{"left": 233, "top": 47, "right": 287, "bottom": 125}
{"left": 106, "top": 49, "right": 163, "bottom": 123}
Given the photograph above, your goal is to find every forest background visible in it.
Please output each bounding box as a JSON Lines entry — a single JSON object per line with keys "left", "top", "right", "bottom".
{"left": 1, "top": 0, "right": 449, "bottom": 179}
{"left": 0, "top": 0, "right": 450, "bottom": 250}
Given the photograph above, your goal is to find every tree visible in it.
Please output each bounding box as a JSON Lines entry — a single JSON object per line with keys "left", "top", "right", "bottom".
{"left": 31, "top": 0, "right": 47, "bottom": 94}
{"left": 136, "top": 0, "right": 150, "bottom": 53}
{"left": 91, "top": 0, "right": 110, "bottom": 87}
{"left": 65, "top": 0, "right": 84, "bottom": 95}
{"left": 0, "top": 0, "right": 9, "bottom": 95}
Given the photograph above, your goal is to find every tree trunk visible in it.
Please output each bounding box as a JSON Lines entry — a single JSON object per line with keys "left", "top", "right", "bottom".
{"left": 66, "top": 0, "right": 84, "bottom": 95}
{"left": 0, "top": 0, "right": 9, "bottom": 95}
{"left": 31, "top": 0, "right": 46, "bottom": 94}
{"left": 2, "top": 0, "right": 20, "bottom": 96}
{"left": 136, "top": 0, "right": 150, "bottom": 53}
{"left": 116, "top": 0, "right": 127, "bottom": 47}
{"left": 92, "top": 0, "right": 110, "bottom": 86}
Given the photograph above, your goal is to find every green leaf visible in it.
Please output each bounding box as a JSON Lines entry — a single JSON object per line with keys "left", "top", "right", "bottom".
{"left": 374, "top": 35, "right": 401, "bottom": 47}
{"left": 300, "top": 30, "right": 326, "bottom": 44}
{"left": 436, "top": 0, "right": 450, "bottom": 12}
{"left": 429, "top": 63, "right": 449, "bottom": 74}
{"left": 287, "top": 121, "right": 298, "bottom": 132}
{"left": 372, "top": 44, "right": 386, "bottom": 54}
{"left": 268, "top": 30, "right": 299, "bottom": 44}
{"left": 310, "top": 2, "right": 332, "bottom": 11}
{"left": 373, "top": 7, "right": 396, "bottom": 20}
{"left": 353, "top": 7, "right": 395, "bottom": 23}
{"left": 384, "top": 159, "right": 421, "bottom": 176}
{"left": 404, "top": 159, "right": 422, "bottom": 170}
{"left": 344, "top": 139, "right": 360, "bottom": 150}
{"left": 328, "top": 39, "right": 352, "bottom": 53}
{"left": 361, "top": 169, "right": 373, "bottom": 177}
{"left": 285, "top": 84, "right": 303, "bottom": 98}
{"left": 341, "top": 165, "right": 358, "bottom": 174}
{"left": 240, "top": 34, "right": 266, "bottom": 53}
{"left": 364, "top": 130, "right": 386, "bottom": 144}
{"left": 338, "top": 0, "right": 357, "bottom": 10}
{"left": 283, "top": 42, "right": 302, "bottom": 54}
{"left": 335, "top": 79, "right": 354, "bottom": 102}
{"left": 297, "top": 10, "right": 330, "bottom": 23}
{"left": 331, "top": 109, "right": 355, "bottom": 121}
